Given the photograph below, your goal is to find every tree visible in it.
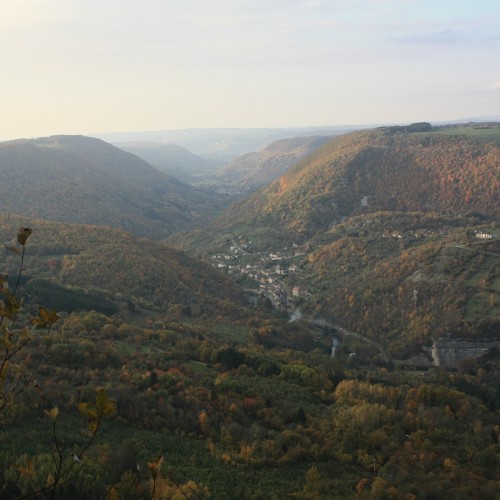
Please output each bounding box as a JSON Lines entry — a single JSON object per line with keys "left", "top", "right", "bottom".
{"left": 1, "top": 229, "right": 115, "bottom": 498}
{"left": 1, "top": 228, "right": 59, "bottom": 413}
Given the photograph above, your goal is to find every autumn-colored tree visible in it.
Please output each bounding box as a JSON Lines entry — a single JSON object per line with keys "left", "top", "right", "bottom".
{"left": 1, "top": 228, "right": 59, "bottom": 413}
{"left": 1, "top": 229, "right": 115, "bottom": 498}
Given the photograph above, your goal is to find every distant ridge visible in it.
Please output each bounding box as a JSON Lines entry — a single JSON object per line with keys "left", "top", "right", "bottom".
{"left": 116, "top": 142, "right": 218, "bottom": 180}
{"left": 215, "top": 136, "right": 332, "bottom": 190}
{"left": 0, "top": 135, "right": 225, "bottom": 240}
{"left": 95, "top": 126, "right": 356, "bottom": 161}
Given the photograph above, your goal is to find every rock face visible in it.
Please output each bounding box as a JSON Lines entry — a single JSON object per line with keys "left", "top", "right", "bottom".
{"left": 431, "top": 338, "right": 499, "bottom": 368}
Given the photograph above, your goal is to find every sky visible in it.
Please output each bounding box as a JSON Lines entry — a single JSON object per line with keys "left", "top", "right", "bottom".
{"left": 1, "top": 0, "right": 500, "bottom": 140}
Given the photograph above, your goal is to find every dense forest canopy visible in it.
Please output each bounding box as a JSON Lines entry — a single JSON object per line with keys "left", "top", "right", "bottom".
{"left": 203, "top": 128, "right": 500, "bottom": 243}
{"left": 0, "top": 135, "right": 228, "bottom": 241}
{"left": 0, "top": 215, "right": 249, "bottom": 318}
{"left": 1, "top": 124, "right": 499, "bottom": 498}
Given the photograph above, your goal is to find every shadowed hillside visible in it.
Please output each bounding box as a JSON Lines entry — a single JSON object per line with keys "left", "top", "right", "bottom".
{"left": 0, "top": 214, "right": 249, "bottom": 317}
{"left": 116, "top": 142, "right": 219, "bottom": 181}
{"left": 0, "top": 135, "right": 225, "bottom": 240}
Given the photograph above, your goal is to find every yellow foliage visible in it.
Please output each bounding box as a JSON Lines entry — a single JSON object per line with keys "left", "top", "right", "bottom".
{"left": 17, "top": 227, "right": 32, "bottom": 246}
{"left": 30, "top": 306, "right": 60, "bottom": 329}
{"left": 106, "top": 486, "right": 121, "bottom": 500}
{"left": 147, "top": 455, "right": 164, "bottom": 481}
{"left": 43, "top": 407, "right": 59, "bottom": 420}
{"left": 78, "top": 387, "right": 116, "bottom": 432}
{"left": 152, "top": 478, "right": 209, "bottom": 499}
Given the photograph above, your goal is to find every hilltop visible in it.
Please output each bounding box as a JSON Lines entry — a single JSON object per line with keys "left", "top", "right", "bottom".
{"left": 173, "top": 125, "right": 499, "bottom": 251}
{"left": 0, "top": 135, "right": 226, "bottom": 240}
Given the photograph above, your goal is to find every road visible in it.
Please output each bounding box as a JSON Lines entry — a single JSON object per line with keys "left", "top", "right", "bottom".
{"left": 305, "top": 317, "right": 390, "bottom": 362}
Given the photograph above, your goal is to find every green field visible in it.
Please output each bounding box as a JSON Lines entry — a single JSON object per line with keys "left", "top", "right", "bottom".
{"left": 437, "top": 123, "right": 500, "bottom": 141}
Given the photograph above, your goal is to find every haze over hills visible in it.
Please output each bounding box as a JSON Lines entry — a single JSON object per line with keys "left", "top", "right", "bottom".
{"left": 215, "top": 135, "right": 333, "bottom": 191}
{"left": 117, "top": 135, "right": 337, "bottom": 193}
{"left": 95, "top": 126, "right": 355, "bottom": 163}
{"left": 0, "top": 135, "right": 230, "bottom": 240}
{"left": 93, "top": 119, "right": 500, "bottom": 162}
{"left": 116, "top": 142, "right": 219, "bottom": 182}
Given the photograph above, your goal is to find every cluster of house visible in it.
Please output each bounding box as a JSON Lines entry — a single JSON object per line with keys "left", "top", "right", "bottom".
{"left": 211, "top": 237, "right": 309, "bottom": 310}
{"left": 474, "top": 230, "right": 495, "bottom": 239}
{"left": 209, "top": 227, "right": 497, "bottom": 310}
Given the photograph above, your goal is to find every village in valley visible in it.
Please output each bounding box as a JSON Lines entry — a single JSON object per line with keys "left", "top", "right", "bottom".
{"left": 210, "top": 236, "right": 310, "bottom": 311}
{"left": 208, "top": 224, "right": 498, "bottom": 314}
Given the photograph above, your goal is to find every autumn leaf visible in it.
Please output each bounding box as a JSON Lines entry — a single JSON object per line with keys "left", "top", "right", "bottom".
{"left": 1, "top": 330, "right": 13, "bottom": 350}
{"left": 79, "top": 388, "right": 116, "bottom": 432}
{"left": 44, "top": 407, "right": 59, "bottom": 420}
{"left": 106, "top": 486, "right": 120, "bottom": 500}
{"left": 20, "top": 326, "right": 30, "bottom": 339}
{"left": 0, "top": 295, "right": 21, "bottom": 320}
{"left": 46, "top": 472, "right": 54, "bottom": 487}
{"left": 147, "top": 455, "right": 164, "bottom": 480}
{"left": 16, "top": 460, "right": 34, "bottom": 476}
{"left": 30, "top": 307, "right": 60, "bottom": 329}
{"left": 78, "top": 402, "right": 98, "bottom": 420}
{"left": 95, "top": 387, "right": 117, "bottom": 416}
{"left": 17, "top": 227, "right": 32, "bottom": 246}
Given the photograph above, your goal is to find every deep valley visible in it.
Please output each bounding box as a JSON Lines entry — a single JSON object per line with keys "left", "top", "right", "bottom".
{"left": 1, "top": 122, "right": 499, "bottom": 499}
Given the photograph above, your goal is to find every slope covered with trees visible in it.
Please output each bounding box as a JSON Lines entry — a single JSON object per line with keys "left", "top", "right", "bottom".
{"left": 170, "top": 125, "right": 500, "bottom": 362}
{"left": 303, "top": 212, "right": 500, "bottom": 358}
{"left": 2, "top": 245, "right": 499, "bottom": 497}
{"left": 215, "top": 135, "right": 332, "bottom": 191}
{"left": 0, "top": 135, "right": 225, "bottom": 240}
{"left": 1, "top": 125, "right": 500, "bottom": 498}
{"left": 176, "top": 126, "right": 499, "bottom": 249}
{"left": 0, "top": 214, "right": 248, "bottom": 318}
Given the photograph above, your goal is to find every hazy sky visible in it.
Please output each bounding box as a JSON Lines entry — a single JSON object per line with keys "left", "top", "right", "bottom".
{"left": 1, "top": 0, "right": 500, "bottom": 139}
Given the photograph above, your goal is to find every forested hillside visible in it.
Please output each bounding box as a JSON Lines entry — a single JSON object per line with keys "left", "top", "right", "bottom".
{"left": 303, "top": 211, "right": 500, "bottom": 358}
{"left": 1, "top": 223, "right": 500, "bottom": 499}
{"left": 171, "top": 125, "right": 500, "bottom": 361}
{"left": 0, "top": 135, "right": 225, "bottom": 240}
{"left": 0, "top": 214, "right": 248, "bottom": 318}
{"left": 178, "top": 127, "right": 499, "bottom": 247}
{"left": 1, "top": 125, "right": 500, "bottom": 498}
{"left": 215, "top": 135, "right": 331, "bottom": 190}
